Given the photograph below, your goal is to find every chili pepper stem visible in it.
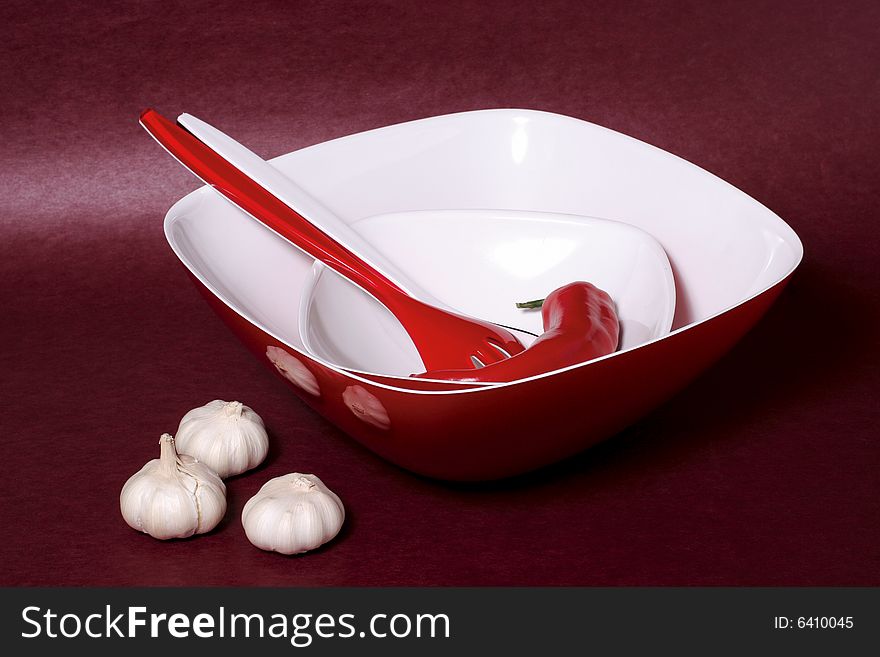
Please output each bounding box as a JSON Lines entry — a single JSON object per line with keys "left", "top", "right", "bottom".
{"left": 515, "top": 298, "right": 545, "bottom": 309}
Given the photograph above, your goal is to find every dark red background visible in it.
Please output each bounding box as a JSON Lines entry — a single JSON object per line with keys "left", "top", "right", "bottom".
{"left": 2, "top": 0, "right": 878, "bottom": 585}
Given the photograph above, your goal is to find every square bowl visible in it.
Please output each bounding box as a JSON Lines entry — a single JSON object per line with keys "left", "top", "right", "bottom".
{"left": 164, "top": 109, "right": 803, "bottom": 480}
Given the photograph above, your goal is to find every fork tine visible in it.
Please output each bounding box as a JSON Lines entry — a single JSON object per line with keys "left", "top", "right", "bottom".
{"left": 499, "top": 335, "right": 527, "bottom": 355}
{"left": 472, "top": 344, "right": 508, "bottom": 366}
{"left": 486, "top": 340, "right": 513, "bottom": 358}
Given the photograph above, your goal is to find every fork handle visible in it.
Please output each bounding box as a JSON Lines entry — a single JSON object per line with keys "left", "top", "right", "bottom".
{"left": 140, "top": 109, "right": 408, "bottom": 310}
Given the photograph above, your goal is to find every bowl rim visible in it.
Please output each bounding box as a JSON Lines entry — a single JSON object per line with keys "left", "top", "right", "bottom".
{"left": 164, "top": 108, "right": 805, "bottom": 396}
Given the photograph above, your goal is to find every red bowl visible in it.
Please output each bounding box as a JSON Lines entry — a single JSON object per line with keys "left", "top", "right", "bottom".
{"left": 164, "top": 109, "right": 803, "bottom": 480}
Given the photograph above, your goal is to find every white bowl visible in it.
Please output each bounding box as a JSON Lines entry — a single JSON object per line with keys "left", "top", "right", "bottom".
{"left": 163, "top": 109, "right": 803, "bottom": 480}
{"left": 298, "top": 209, "right": 676, "bottom": 378}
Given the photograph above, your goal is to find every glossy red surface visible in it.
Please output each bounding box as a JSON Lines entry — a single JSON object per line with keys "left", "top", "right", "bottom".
{"left": 415, "top": 281, "right": 619, "bottom": 383}
{"left": 197, "top": 270, "right": 789, "bottom": 480}
{"left": 3, "top": 0, "right": 878, "bottom": 586}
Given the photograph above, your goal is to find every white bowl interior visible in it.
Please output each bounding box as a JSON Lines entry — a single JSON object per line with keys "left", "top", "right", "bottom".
{"left": 164, "top": 109, "right": 803, "bottom": 385}
{"left": 298, "top": 209, "right": 676, "bottom": 376}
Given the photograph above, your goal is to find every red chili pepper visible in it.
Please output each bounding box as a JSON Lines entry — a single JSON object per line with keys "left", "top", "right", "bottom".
{"left": 413, "top": 281, "right": 619, "bottom": 383}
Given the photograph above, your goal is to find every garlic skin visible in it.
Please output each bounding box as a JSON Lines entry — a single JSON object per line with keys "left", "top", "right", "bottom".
{"left": 242, "top": 474, "right": 344, "bottom": 555}
{"left": 120, "top": 434, "right": 227, "bottom": 540}
{"left": 175, "top": 400, "right": 269, "bottom": 478}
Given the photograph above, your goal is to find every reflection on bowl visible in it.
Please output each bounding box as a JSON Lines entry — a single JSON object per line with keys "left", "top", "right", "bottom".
{"left": 165, "top": 109, "right": 802, "bottom": 480}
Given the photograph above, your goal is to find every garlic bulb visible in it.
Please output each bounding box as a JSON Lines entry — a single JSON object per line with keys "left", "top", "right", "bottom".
{"left": 242, "top": 473, "right": 344, "bottom": 555}
{"left": 175, "top": 400, "right": 268, "bottom": 478}
{"left": 120, "top": 434, "right": 227, "bottom": 540}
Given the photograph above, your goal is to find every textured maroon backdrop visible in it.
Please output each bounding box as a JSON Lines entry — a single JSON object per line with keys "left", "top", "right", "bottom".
{"left": 2, "top": 0, "right": 878, "bottom": 586}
